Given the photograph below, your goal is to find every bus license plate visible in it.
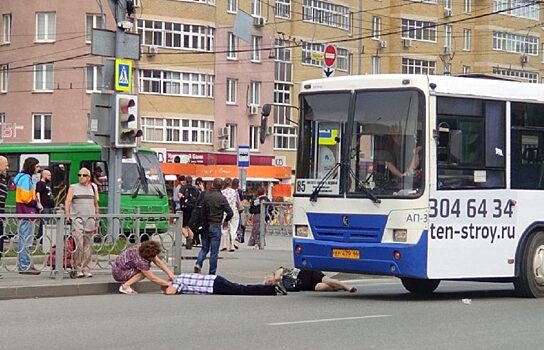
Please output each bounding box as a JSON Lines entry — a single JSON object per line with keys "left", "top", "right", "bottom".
{"left": 332, "top": 249, "right": 360, "bottom": 259}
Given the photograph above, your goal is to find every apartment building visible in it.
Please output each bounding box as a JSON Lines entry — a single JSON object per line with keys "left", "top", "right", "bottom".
{"left": 0, "top": 0, "right": 542, "bottom": 173}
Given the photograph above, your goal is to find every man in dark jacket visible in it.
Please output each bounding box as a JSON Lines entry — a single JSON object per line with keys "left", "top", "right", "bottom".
{"left": 194, "top": 178, "right": 233, "bottom": 275}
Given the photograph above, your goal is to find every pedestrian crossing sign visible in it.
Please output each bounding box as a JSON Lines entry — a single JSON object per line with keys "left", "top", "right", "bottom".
{"left": 115, "top": 59, "right": 132, "bottom": 92}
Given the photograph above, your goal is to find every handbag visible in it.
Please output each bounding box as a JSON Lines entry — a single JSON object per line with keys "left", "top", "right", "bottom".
{"left": 281, "top": 275, "right": 301, "bottom": 291}
{"left": 236, "top": 199, "right": 244, "bottom": 212}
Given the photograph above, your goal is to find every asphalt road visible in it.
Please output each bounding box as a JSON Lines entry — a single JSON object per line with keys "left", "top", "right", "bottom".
{"left": 4, "top": 278, "right": 544, "bottom": 350}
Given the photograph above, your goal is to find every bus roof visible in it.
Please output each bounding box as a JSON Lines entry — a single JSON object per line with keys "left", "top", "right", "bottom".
{"left": 301, "top": 74, "right": 544, "bottom": 103}
{"left": 0, "top": 142, "right": 155, "bottom": 154}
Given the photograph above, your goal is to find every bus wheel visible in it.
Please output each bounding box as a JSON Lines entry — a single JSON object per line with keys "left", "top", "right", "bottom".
{"left": 401, "top": 278, "right": 440, "bottom": 295}
{"left": 514, "top": 231, "right": 544, "bottom": 298}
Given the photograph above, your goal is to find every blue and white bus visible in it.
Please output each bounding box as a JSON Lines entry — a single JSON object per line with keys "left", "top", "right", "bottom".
{"left": 293, "top": 74, "right": 544, "bottom": 297}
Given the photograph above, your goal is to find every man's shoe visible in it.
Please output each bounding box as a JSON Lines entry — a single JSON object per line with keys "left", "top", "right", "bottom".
{"left": 19, "top": 267, "right": 41, "bottom": 275}
{"left": 274, "top": 281, "right": 288, "bottom": 295}
{"left": 194, "top": 265, "right": 201, "bottom": 274}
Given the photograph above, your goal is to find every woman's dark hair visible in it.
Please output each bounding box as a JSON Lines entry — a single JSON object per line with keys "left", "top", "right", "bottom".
{"left": 139, "top": 240, "right": 162, "bottom": 260}
{"left": 22, "top": 157, "right": 39, "bottom": 175}
{"left": 195, "top": 177, "right": 203, "bottom": 186}
{"left": 256, "top": 187, "right": 266, "bottom": 196}
{"left": 177, "top": 175, "right": 185, "bottom": 182}
{"left": 223, "top": 177, "right": 232, "bottom": 189}
{"left": 232, "top": 178, "right": 240, "bottom": 190}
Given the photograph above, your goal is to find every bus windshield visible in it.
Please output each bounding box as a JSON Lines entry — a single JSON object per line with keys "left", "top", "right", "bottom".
{"left": 121, "top": 152, "right": 166, "bottom": 197}
{"left": 296, "top": 89, "right": 425, "bottom": 198}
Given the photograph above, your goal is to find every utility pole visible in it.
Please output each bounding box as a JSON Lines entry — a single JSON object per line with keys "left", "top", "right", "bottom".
{"left": 90, "top": 0, "right": 141, "bottom": 238}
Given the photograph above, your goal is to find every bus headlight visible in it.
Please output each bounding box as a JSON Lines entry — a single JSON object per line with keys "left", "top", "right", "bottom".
{"left": 295, "top": 225, "right": 310, "bottom": 237}
{"left": 393, "top": 229, "right": 408, "bottom": 242}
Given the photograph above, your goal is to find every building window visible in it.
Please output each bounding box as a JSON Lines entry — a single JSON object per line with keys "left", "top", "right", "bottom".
{"left": 372, "top": 16, "right": 381, "bottom": 39}
{"left": 85, "top": 14, "right": 103, "bottom": 43}
{"left": 227, "top": 32, "right": 237, "bottom": 59}
{"left": 36, "top": 12, "right": 56, "bottom": 42}
{"left": 372, "top": 56, "right": 381, "bottom": 74}
{"left": 493, "top": 0, "right": 539, "bottom": 19}
{"left": 0, "top": 64, "right": 7, "bottom": 93}
{"left": 251, "top": 0, "right": 262, "bottom": 16}
{"left": 249, "top": 81, "right": 261, "bottom": 105}
{"left": 34, "top": 63, "right": 54, "bottom": 91}
{"left": 275, "top": 38, "right": 291, "bottom": 62}
{"left": 141, "top": 117, "right": 213, "bottom": 144}
{"left": 251, "top": 36, "right": 262, "bottom": 62}
{"left": 493, "top": 31, "right": 538, "bottom": 55}
{"left": 463, "top": 29, "right": 471, "bottom": 51}
{"left": 226, "top": 78, "right": 237, "bottom": 104}
{"left": 33, "top": 113, "right": 52, "bottom": 141}
{"left": 275, "top": 0, "right": 291, "bottom": 18}
{"left": 401, "top": 18, "right": 437, "bottom": 42}
{"left": 227, "top": 124, "right": 237, "bottom": 149}
{"left": 301, "top": 41, "right": 349, "bottom": 70}
{"left": 2, "top": 14, "right": 11, "bottom": 44}
{"left": 492, "top": 66, "right": 538, "bottom": 83}
{"left": 227, "top": 0, "right": 237, "bottom": 13}
{"left": 274, "top": 126, "right": 297, "bottom": 150}
{"left": 250, "top": 126, "right": 260, "bottom": 151}
{"left": 463, "top": 65, "right": 471, "bottom": 74}
{"left": 302, "top": 0, "right": 350, "bottom": 31}
{"left": 137, "top": 20, "right": 215, "bottom": 52}
{"left": 139, "top": 69, "right": 214, "bottom": 98}
{"left": 402, "top": 57, "right": 436, "bottom": 75}
{"left": 86, "top": 65, "right": 103, "bottom": 93}
{"left": 444, "top": 24, "right": 452, "bottom": 50}
{"left": 337, "top": 48, "right": 349, "bottom": 72}
{"left": 444, "top": 0, "right": 452, "bottom": 9}
{"left": 464, "top": 0, "right": 472, "bottom": 13}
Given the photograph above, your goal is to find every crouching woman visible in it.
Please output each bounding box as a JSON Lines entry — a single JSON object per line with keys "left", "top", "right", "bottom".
{"left": 112, "top": 240, "right": 175, "bottom": 294}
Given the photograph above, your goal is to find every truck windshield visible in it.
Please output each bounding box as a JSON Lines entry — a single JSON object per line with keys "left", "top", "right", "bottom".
{"left": 121, "top": 152, "right": 166, "bottom": 196}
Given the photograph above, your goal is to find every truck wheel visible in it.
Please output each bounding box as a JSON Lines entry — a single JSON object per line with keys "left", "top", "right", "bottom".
{"left": 401, "top": 278, "right": 440, "bottom": 295}
{"left": 514, "top": 231, "right": 544, "bottom": 298}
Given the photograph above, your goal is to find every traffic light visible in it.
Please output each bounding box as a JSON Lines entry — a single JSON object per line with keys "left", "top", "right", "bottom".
{"left": 114, "top": 94, "right": 142, "bottom": 148}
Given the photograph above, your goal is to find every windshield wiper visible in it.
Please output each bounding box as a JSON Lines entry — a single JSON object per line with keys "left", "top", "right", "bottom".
{"left": 132, "top": 176, "right": 141, "bottom": 198}
{"left": 310, "top": 162, "right": 341, "bottom": 202}
{"left": 135, "top": 154, "right": 149, "bottom": 194}
{"left": 347, "top": 167, "right": 381, "bottom": 204}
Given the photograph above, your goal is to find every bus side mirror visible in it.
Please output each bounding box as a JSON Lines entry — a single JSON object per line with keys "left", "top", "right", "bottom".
{"left": 260, "top": 104, "right": 272, "bottom": 144}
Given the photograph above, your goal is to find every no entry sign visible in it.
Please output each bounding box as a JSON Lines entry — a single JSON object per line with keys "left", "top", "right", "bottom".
{"left": 323, "top": 44, "right": 337, "bottom": 68}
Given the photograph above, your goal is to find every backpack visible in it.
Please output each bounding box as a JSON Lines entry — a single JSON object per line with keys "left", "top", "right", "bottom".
{"left": 181, "top": 185, "right": 199, "bottom": 211}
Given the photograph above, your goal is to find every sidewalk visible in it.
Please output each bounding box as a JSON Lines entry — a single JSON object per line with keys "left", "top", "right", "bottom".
{"left": 0, "top": 234, "right": 293, "bottom": 300}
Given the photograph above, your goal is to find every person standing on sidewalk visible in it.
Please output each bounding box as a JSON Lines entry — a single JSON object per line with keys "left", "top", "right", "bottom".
{"left": 0, "top": 156, "right": 8, "bottom": 278}
{"left": 247, "top": 187, "right": 273, "bottom": 249}
{"left": 194, "top": 178, "right": 233, "bottom": 275}
{"left": 179, "top": 175, "right": 198, "bottom": 249}
{"left": 36, "top": 169, "right": 54, "bottom": 241}
{"left": 220, "top": 177, "right": 241, "bottom": 252}
{"left": 64, "top": 167, "right": 99, "bottom": 278}
{"left": 14, "top": 157, "right": 41, "bottom": 275}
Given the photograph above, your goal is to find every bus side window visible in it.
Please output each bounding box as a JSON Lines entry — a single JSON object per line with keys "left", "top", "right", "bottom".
{"left": 50, "top": 163, "right": 70, "bottom": 207}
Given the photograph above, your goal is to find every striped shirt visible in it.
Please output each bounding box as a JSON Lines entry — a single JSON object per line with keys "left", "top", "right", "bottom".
{"left": 0, "top": 174, "right": 6, "bottom": 214}
{"left": 171, "top": 273, "right": 216, "bottom": 294}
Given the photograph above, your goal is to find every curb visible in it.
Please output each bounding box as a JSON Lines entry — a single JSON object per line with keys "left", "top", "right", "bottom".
{"left": 0, "top": 280, "right": 158, "bottom": 300}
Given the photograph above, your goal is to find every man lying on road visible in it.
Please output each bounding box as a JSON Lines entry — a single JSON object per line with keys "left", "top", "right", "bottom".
{"left": 264, "top": 267, "right": 357, "bottom": 293}
{"left": 162, "top": 273, "right": 288, "bottom": 296}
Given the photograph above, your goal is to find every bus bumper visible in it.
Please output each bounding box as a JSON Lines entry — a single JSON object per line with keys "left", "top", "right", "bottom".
{"left": 293, "top": 231, "right": 428, "bottom": 278}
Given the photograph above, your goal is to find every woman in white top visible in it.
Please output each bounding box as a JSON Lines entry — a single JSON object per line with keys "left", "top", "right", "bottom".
{"left": 220, "top": 178, "right": 242, "bottom": 252}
